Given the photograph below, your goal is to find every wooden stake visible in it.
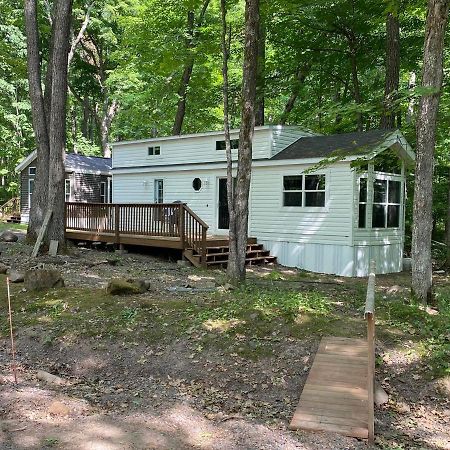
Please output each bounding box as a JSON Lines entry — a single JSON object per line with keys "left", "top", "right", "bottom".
{"left": 6, "top": 277, "right": 18, "bottom": 383}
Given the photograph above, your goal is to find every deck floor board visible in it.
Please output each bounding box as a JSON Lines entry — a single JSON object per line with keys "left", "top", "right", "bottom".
{"left": 289, "top": 336, "right": 369, "bottom": 439}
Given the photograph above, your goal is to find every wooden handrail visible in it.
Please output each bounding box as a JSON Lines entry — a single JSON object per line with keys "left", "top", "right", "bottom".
{"left": 365, "top": 260, "right": 376, "bottom": 445}
{"left": 182, "top": 204, "right": 209, "bottom": 229}
{"left": 65, "top": 202, "right": 211, "bottom": 267}
{"left": 181, "top": 204, "right": 209, "bottom": 267}
{"left": 0, "top": 197, "right": 20, "bottom": 217}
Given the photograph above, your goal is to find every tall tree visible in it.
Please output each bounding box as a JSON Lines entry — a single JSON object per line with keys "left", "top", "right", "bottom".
{"left": 24, "top": 0, "right": 73, "bottom": 246}
{"left": 255, "top": 2, "right": 266, "bottom": 126}
{"left": 227, "top": 0, "right": 260, "bottom": 282}
{"left": 380, "top": 2, "right": 400, "bottom": 129}
{"left": 24, "top": 0, "right": 51, "bottom": 240}
{"left": 172, "top": 0, "right": 211, "bottom": 135}
{"left": 412, "top": 0, "right": 450, "bottom": 303}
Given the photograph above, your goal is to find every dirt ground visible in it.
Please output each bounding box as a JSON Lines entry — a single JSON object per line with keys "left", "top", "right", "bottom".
{"left": 0, "top": 235, "right": 449, "bottom": 449}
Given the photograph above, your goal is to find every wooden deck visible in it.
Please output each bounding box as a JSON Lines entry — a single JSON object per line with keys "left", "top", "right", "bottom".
{"left": 290, "top": 336, "right": 369, "bottom": 438}
{"left": 64, "top": 203, "right": 276, "bottom": 268}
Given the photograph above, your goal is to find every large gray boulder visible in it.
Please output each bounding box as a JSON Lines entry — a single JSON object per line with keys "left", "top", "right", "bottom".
{"left": 106, "top": 278, "right": 148, "bottom": 295}
{"left": 7, "top": 269, "right": 24, "bottom": 283}
{"left": 0, "top": 231, "right": 18, "bottom": 243}
{"left": 24, "top": 269, "right": 64, "bottom": 291}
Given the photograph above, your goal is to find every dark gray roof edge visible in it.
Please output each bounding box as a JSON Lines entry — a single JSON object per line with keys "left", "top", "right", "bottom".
{"left": 271, "top": 129, "right": 403, "bottom": 161}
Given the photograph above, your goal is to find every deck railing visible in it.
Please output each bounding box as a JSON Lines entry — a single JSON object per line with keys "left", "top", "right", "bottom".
{"left": 0, "top": 197, "right": 20, "bottom": 219}
{"left": 65, "top": 202, "right": 209, "bottom": 266}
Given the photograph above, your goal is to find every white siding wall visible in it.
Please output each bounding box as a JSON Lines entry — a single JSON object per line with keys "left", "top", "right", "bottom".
{"left": 249, "top": 163, "right": 353, "bottom": 245}
{"left": 113, "top": 169, "right": 232, "bottom": 234}
{"left": 271, "top": 126, "right": 316, "bottom": 157}
{"left": 112, "top": 129, "right": 272, "bottom": 169}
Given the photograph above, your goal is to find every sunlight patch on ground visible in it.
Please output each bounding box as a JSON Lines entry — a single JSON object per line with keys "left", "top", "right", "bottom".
{"left": 203, "top": 318, "right": 244, "bottom": 332}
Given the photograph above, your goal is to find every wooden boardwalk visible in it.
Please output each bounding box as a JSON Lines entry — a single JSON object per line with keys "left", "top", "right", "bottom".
{"left": 289, "top": 336, "right": 370, "bottom": 439}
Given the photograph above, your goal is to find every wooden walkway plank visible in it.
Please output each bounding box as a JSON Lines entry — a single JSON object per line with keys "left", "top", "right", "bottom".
{"left": 289, "top": 336, "right": 370, "bottom": 439}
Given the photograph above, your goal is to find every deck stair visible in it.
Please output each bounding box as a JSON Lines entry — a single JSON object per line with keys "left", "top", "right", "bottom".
{"left": 183, "top": 238, "right": 277, "bottom": 268}
{"left": 6, "top": 214, "right": 21, "bottom": 223}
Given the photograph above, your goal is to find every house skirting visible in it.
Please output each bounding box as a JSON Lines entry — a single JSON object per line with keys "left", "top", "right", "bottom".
{"left": 257, "top": 239, "right": 403, "bottom": 277}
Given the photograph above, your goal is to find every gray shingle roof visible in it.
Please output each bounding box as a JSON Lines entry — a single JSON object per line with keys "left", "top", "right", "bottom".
{"left": 65, "top": 153, "right": 112, "bottom": 173}
{"left": 271, "top": 129, "right": 395, "bottom": 160}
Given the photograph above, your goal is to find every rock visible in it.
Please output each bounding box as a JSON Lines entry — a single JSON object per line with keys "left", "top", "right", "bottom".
{"left": 435, "top": 376, "right": 450, "bottom": 399}
{"left": 395, "top": 402, "right": 411, "bottom": 414}
{"left": 37, "top": 370, "right": 66, "bottom": 386}
{"left": 7, "top": 269, "right": 24, "bottom": 283}
{"left": 126, "top": 278, "right": 150, "bottom": 293}
{"left": 177, "top": 260, "right": 191, "bottom": 267}
{"left": 106, "top": 278, "right": 143, "bottom": 295}
{"left": 0, "top": 231, "right": 18, "bottom": 243}
{"left": 0, "top": 263, "right": 9, "bottom": 274}
{"left": 48, "top": 400, "right": 70, "bottom": 417}
{"left": 24, "top": 269, "right": 64, "bottom": 291}
{"left": 375, "top": 383, "right": 389, "bottom": 407}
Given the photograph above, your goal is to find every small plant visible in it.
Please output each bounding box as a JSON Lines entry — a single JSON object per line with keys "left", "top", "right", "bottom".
{"left": 120, "top": 307, "right": 139, "bottom": 323}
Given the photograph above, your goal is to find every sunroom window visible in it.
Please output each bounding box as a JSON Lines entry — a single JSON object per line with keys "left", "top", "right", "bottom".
{"left": 358, "top": 178, "right": 367, "bottom": 228}
{"left": 283, "top": 174, "right": 325, "bottom": 207}
{"left": 372, "top": 179, "right": 401, "bottom": 228}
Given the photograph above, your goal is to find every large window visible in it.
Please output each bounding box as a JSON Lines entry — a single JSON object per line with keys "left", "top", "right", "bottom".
{"left": 372, "top": 179, "right": 401, "bottom": 228}
{"left": 283, "top": 174, "right": 326, "bottom": 207}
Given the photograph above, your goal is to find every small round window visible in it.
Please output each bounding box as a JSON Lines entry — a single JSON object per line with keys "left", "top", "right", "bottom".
{"left": 192, "top": 178, "right": 202, "bottom": 191}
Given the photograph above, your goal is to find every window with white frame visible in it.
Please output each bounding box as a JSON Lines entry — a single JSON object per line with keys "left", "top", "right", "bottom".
{"left": 154, "top": 179, "right": 164, "bottom": 203}
{"left": 65, "top": 179, "right": 71, "bottom": 202}
{"left": 358, "top": 177, "right": 368, "bottom": 228}
{"left": 28, "top": 167, "right": 36, "bottom": 176}
{"left": 372, "top": 179, "right": 401, "bottom": 228}
{"left": 216, "top": 139, "right": 239, "bottom": 150}
{"left": 100, "top": 182, "right": 106, "bottom": 203}
{"left": 148, "top": 146, "right": 161, "bottom": 156}
{"left": 283, "top": 174, "right": 326, "bottom": 207}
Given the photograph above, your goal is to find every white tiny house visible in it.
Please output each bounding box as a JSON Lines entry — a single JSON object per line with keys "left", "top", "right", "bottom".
{"left": 110, "top": 125, "right": 414, "bottom": 277}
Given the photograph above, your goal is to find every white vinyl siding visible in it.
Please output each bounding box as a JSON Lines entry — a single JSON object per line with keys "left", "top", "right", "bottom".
{"left": 112, "top": 129, "right": 272, "bottom": 168}
{"left": 250, "top": 163, "right": 352, "bottom": 245}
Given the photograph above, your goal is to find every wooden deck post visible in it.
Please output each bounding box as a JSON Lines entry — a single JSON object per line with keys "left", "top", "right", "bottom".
{"left": 114, "top": 204, "right": 120, "bottom": 246}
{"left": 365, "top": 260, "right": 376, "bottom": 445}
{"left": 201, "top": 227, "right": 207, "bottom": 268}
{"left": 179, "top": 204, "right": 185, "bottom": 250}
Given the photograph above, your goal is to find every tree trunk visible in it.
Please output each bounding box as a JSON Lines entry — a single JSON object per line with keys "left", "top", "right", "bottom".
{"left": 446, "top": 167, "right": 450, "bottom": 268}
{"left": 255, "top": 10, "right": 266, "bottom": 126}
{"left": 82, "top": 95, "right": 90, "bottom": 138}
{"left": 279, "top": 65, "right": 309, "bottom": 125}
{"left": 172, "top": 0, "right": 211, "bottom": 135}
{"left": 412, "top": 0, "right": 450, "bottom": 303}
{"left": 349, "top": 45, "right": 363, "bottom": 131}
{"left": 172, "top": 54, "right": 194, "bottom": 135}
{"left": 380, "top": 10, "right": 400, "bottom": 129}
{"left": 100, "top": 99, "right": 118, "bottom": 158}
{"left": 24, "top": 0, "right": 50, "bottom": 240}
{"left": 46, "top": 0, "right": 73, "bottom": 246}
{"left": 220, "top": 0, "right": 237, "bottom": 275}
{"left": 227, "top": 0, "right": 259, "bottom": 283}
